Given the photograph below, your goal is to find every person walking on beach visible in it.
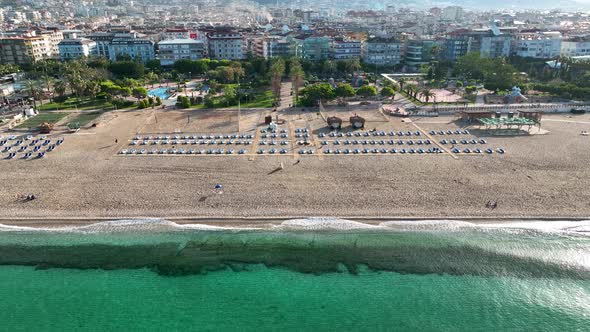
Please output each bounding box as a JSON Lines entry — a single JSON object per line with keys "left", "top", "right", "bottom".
{"left": 115, "top": 138, "right": 118, "bottom": 144}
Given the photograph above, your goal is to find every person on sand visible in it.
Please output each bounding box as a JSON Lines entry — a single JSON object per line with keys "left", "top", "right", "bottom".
{"left": 115, "top": 138, "right": 118, "bottom": 144}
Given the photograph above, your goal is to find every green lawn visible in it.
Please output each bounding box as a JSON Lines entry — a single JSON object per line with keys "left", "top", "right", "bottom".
{"left": 38, "top": 97, "right": 114, "bottom": 111}
{"left": 190, "top": 90, "right": 274, "bottom": 109}
{"left": 17, "top": 112, "right": 69, "bottom": 128}
{"left": 68, "top": 111, "right": 103, "bottom": 126}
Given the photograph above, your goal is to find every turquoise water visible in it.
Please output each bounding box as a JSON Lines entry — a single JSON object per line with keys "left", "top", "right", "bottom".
{"left": 148, "top": 87, "right": 170, "bottom": 99}
{"left": 0, "top": 220, "right": 588, "bottom": 331}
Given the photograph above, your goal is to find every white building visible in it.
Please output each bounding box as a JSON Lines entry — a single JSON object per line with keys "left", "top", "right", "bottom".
{"left": 207, "top": 29, "right": 245, "bottom": 60}
{"left": 161, "top": 28, "right": 191, "bottom": 41}
{"left": 158, "top": 39, "right": 205, "bottom": 65}
{"left": 514, "top": 32, "right": 562, "bottom": 59}
{"left": 561, "top": 38, "right": 590, "bottom": 57}
{"left": 442, "top": 6, "right": 464, "bottom": 21}
{"left": 58, "top": 38, "right": 97, "bottom": 60}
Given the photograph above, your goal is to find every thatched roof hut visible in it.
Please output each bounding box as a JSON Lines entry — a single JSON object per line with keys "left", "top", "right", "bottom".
{"left": 327, "top": 116, "right": 343, "bottom": 129}
{"left": 350, "top": 115, "right": 365, "bottom": 129}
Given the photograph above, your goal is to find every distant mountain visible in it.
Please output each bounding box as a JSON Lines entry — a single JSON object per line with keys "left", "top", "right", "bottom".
{"left": 427, "top": 0, "right": 588, "bottom": 10}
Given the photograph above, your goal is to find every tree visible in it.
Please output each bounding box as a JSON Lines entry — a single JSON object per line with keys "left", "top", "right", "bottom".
{"left": 381, "top": 86, "right": 395, "bottom": 97}
{"left": 54, "top": 80, "right": 66, "bottom": 99}
{"left": 300, "top": 83, "right": 335, "bottom": 106}
{"left": 334, "top": 83, "right": 356, "bottom": 97}
{"left": 345, "top": 58, "right": 361, "bottom": 74}
{"left": 146, "top": 72, "right": 159, "bottom": 88}
{"left": 356, "top": 85, "right": 377, "bottom": 97}
{"left": 0, "top": 63, "right": 20, "bottom": 76}
{"left": 132, "top": 87, "right": 148, "bottom": 101}
{"left": 290, "top": 58, "right": 305, "bottom": 103}
{"left": 109, "top": 61, "right": 145, "bottom": 78}
{"left": 420, "top": 89, "right": 433, "bottom": 103}
{"left": 397, "top": 77, "right": 407, "bottom": 91}
{"left": 85, "top": 81, "right": 101, "bottom": 99}
{"left": 223, "top": 85, "right": 237, "bottom": 106}
{"left": 270, "top": 58, "right": 285, "bottom": 102}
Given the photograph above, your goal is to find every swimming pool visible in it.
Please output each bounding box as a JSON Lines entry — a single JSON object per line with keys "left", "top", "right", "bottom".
{"left": 148, "top": 87, "right": 171, "bottom": 99}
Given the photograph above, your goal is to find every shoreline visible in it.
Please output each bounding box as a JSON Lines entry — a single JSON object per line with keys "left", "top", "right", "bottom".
{"left": 0, "top": 215, "right": 588, "bottom": 229}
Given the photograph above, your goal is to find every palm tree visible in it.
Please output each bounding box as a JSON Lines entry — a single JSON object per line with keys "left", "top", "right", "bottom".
{"left": 290, "top": 59, "right": 305, "bottom": 103}
{"left": 146, "top": 72, "right": 159, "bottom": 88}
{"left": 398, "top": 77, "right": 407, "bottom": 91}
{"left": 420, "top": 89, "right": 433, "bottom": 103}
{"left": 54, "top": 80, "right": 66, "bottom": 99}
{"left": 345, "top": 58, "right": 361, "bottom": 74}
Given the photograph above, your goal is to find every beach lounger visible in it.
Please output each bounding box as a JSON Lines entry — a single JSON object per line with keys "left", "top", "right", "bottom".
{"left": 438, "top": 131, "right": 445, "bottom": 135}
{"left": 461, "top": 139, "right": 468, "bottom": 144}
{"left": 324, "top": 149, "right": 331, "bottom": 154}
{"left": 388, "top": 140, "right": 394, "bottom": 145}
{"left": 37, "top": 152, "right": 45, "bottom": 158}
{"left": 450, "top": 139, "right": 457, "bottom": 144}
{"left": 353, "top": 149, "right": 360, "bottom": 154}
{"left": 430, "top": 130, "right": 436, "bottom": 135}
{"left": 120, "top": 149, "right": 128, "bottom": 154}
{"left": 451, "top": 148, "right": 460, "bottom": 153}
{"left": 470, "top": 139, "right": 477, "bottom": 144}
{"left": 2, "top": 146, "right": 11, "bottom": 152}
{"left": 170, "top": 149, "right": 177, "bottom": 154}
{"left": 14, "top": 140, "right": 22, "bottom": 146}
{"left": 258, "top": 149, "right": 265, "bottom": 154}
{"left": 409, "top": 148, "right": 415, "bottom": 154}
{"left": 369, "top": 140, "right": 375, "bottom": 145}
{"left": 280, "top": 149, "right": 287, "bottom": 154}
{"left": 47, "top": 146, "right": 55, "bottom": 152}
{"left": 8, "top": 135, "right": 17, "bottom": 140}
{"left": 6, "top": 152, "right": 15, "bottom": 159}
{"left": 454, "top": 130, "right": 461, "bottom": 135}
{"left": 372, "top": 148, "right": 379, "bottom": 153}
{"left": 138, "top": 149, "right": 146, "bottom": 154}
{"left": 334, "top": 149, "right": 341, "bottom": 154}
{"left": 398, "top": 140, "right": 404, "bottom": 145}
{"left": 381, "top": 148, "right": 387, "bottom": 153}
{"left": 363, "top": 132, "right": 370, "bottom": 137}
{"left": 415, "top": 131, "right": 421, "bottom": 136}
{"left": 446, "top": 130, "right": 453, "bottom": 135}
{"left": 150, "top": 148, "right": 158, "bottom": 154}
{"left": 134, "top": 135, "right": 142, "bottom": 140}
{"left": 474, "top": 148, "right": 481, "bottom": 153}
{"left": 486, "top": 148, "right": 493, "bottom": 154}
{"left": 268, "top": 149, "right": 276, "bottom": 154}
{"left": 417, "top": 149, "right": 424, "bottom": 154}
{"left": 463, "top": 148, "right": 471, "bottom": 153}
{"left": 416, "top": 140, "right": 423, "bottom": 145}
{"left": 25, "top": 135, "right": 33, "bottom": 140}
{"left": 463, "top": 130, "right": 470, "bottom": 135}
{"left": 177, "top": 149, "right": 185, "bottom": 154}
{"left": 479, "top": 139, "right": 487, "bottom": 144}
{"left": 378, "top": 140, "right": 384, "bottom": 145}
{"left": 362, "top": 148, "right": 369, "bottom": 154}
{"left": 18, "top": 146, "right": 27, "bottom": 152}
{"left": 23, "top": 152, "right": 32, "bottom": 159}
{"left": 407, "top": 140, "right": 414, "bottom": 145}
{"left": 389, "top": 131, "right": 395, "bottom": 136}
{"left": 198, "top": 149, "right": 205, "bottom": 154}
{"left": 497, "top": 148, "right": 505, "bottom": 154}
{"left": 354, "top": 132, "right": 361, "bottom": 137}
{"left": 159, "top": 149, "right": 167, "bottom": 154}
{"left": 406, "top": 131, "right": 412, "bottom": 136}
{"left": 400, "top": 149, "right": 407, "bottom": 154}
{"left": 334, "top": 140, "right": 341, "bottom": 145}
{"left": 390, "top": 149, "right": 397, "bottom": 153}
{"left": 344, "top": 149, "right": 350, "bottom": 154}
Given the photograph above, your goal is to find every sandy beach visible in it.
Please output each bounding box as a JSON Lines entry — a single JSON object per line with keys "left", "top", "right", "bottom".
{"left": 1, "top": 106, "right": 589, "bottom": 226}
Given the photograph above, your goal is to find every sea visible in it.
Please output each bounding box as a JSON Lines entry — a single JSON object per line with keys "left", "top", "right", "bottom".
{"left": 0, "top": 218, "right": 588, "bottom": 331}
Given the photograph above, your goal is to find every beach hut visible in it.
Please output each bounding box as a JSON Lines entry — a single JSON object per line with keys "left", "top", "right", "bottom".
{"left": 350, "top": 115, "right": 365, "bottom": 129}
{"left": 327, "top": 116, "right": 343, "bottom": 130}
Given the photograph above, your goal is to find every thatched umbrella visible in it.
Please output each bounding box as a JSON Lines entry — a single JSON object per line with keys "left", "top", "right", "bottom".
{"left": 350, "top": 115, "right": 365, "bottom": 129}
{"left": 327, "top": 116, "right": 342, "bottom": 130}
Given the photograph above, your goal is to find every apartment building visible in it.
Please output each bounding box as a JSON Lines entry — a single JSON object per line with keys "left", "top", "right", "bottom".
{"left": 158, "top": 39, "right": 205, "bottom": 65}
{"left": 331, "top": 38, "right": 362, "bottom": 59}
{"left": 207, "top": 29, "right": 245, "bottom": 60}
{"left": 301, "top": 36, "right": 331, "bottom": 60}
{"left": 58, "top": 38, "right": 97, "bottom": 60}
{"left": 363, "top": 37, "right": 403, "bottom": 66}
{"left": 0, "top": 35, "right": 51, "bottom": 65}
{"left": 513, "top": 32, "right": 561, "bottom": 58}
{"left": 561, "top": 37, "right": 590, "bottom": 57}
{"left": 108, "top": 38, "right": 155, "bottom": 62}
